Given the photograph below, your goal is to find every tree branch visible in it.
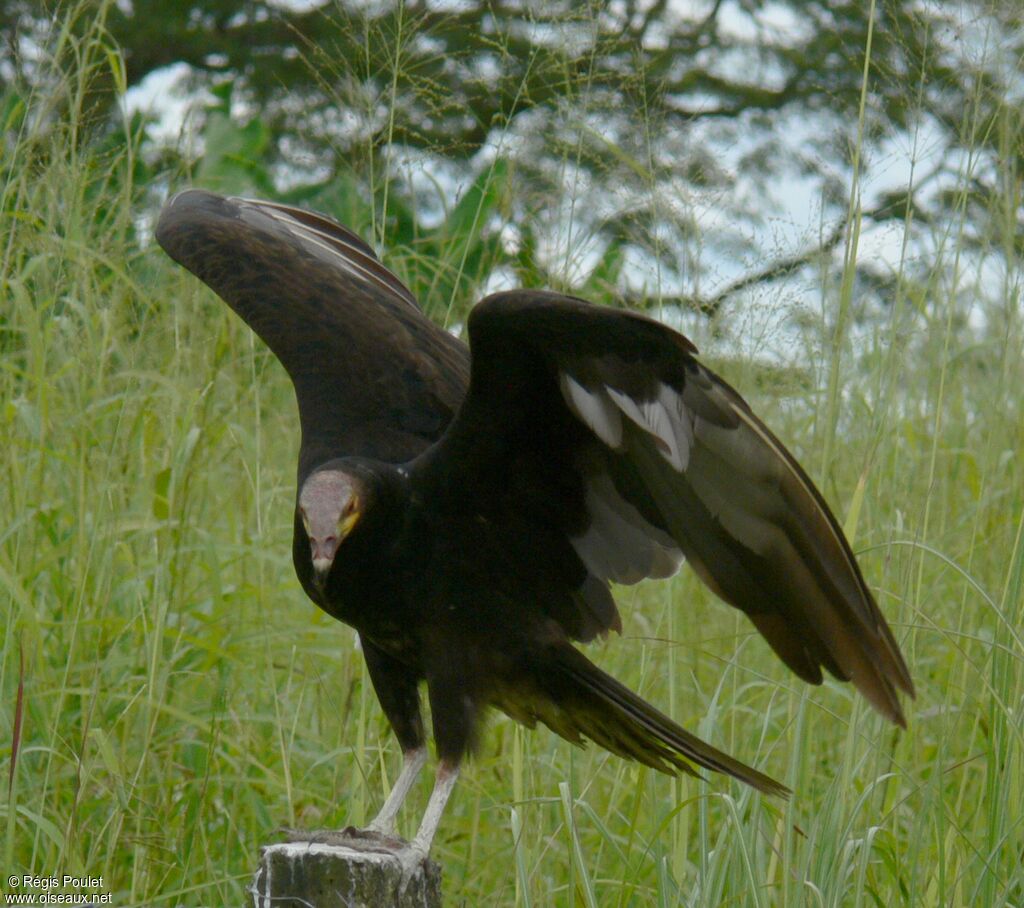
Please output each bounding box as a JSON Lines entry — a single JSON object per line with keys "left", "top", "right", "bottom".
{"left": 623, "top": 163, "right": 945, "bottom": 316}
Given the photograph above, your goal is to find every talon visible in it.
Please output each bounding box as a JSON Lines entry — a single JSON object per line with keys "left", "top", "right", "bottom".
{"left": 280, "top": 826, "right": 333, "bottom": 843}
{"left": 395, "top": 844, "right": 429, "bottom": 897}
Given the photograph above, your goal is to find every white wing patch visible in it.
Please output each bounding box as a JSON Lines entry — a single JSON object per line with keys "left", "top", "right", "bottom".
{"left": 559, "top": 372, "right": 695, "bottom": 471}
{"left": 261, "top": 208, "right": 392, "bottom": 291}
{"left": 559, "top": 374, "right": 624, "bottom": 449}
{"left": 606, "top": 383, "right": 693, "bottom": 471}
{"left": 235, "top": 197, "right": 419, "bottom": 308}
{"left": 684, "top": 446, "right": 784, "bottom": 557}
{"left": 570, "top": 471, "right": 683, "bottom": 585}
{"left": 693, "top": 414, "right": 781, "bottom": 483}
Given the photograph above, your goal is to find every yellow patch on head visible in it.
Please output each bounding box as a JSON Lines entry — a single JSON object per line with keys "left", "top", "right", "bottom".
{"left": 338, "top": 496, "right": 361, "bottom": 538}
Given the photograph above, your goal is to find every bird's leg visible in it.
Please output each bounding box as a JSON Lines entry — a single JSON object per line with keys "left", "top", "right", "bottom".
{"left": 411, "top": 759, "right": 460, "bottom": 853}
{"left": 396, "top": 759, "right": 460, "bottom": 889}
{"left": 365, "top": 745, "right": 428, "bottom": 838}
{"left": 356, "top": 636, "right": 427, "bottom": 841}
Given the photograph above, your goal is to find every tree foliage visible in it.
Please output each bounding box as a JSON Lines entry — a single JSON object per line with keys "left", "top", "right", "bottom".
{"left": 3, "top": 0, "right": 1021, "bottom": 318}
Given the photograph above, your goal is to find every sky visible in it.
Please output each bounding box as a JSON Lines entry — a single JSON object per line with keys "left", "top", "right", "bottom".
{"left": 122, "top": 0, "right": 1007, "bottom": 358}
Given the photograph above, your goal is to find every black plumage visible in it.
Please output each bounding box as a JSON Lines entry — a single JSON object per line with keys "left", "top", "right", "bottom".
{"left": 156, "top": 189, "right": 913, "bottom": 864}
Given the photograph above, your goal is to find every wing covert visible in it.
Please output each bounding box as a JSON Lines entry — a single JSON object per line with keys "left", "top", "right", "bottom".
{"left": 156, "top": 190, "right": 470, "bottom": 473}
{"left": 418, "top": 289, "right": 913, "bottom": 724}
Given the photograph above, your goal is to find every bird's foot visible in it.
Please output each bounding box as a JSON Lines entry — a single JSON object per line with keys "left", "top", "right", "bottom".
{"left": 395, "top": 841, "right": 430, "bottom": 897}
{"left": 277, "top": 826, "right": 406, "bottom": 854}
{"left": 364, "top": 818, "right": 398, "bottom": 839}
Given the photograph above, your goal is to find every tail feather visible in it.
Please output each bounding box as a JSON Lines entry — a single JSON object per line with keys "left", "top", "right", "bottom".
{"left": 541, "top": 646, "right": 790, "bottom": 798}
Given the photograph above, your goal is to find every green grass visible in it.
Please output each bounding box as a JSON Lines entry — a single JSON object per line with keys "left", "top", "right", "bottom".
{"left": 2, "top": 10, "right": 1023, "bottom": 908}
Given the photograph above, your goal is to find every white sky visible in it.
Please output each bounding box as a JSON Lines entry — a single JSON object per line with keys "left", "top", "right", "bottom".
{"left": 124, "top": 1, "right": 1007, "bottom": 356}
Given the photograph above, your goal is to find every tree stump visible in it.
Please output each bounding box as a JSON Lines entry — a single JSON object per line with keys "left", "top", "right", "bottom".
{"left": 251, "top": 838, "right": 442, "bottom": 908}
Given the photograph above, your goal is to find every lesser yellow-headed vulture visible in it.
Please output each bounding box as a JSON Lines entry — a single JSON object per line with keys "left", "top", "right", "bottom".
{"left": 156, "top": 189, "right": 913, "bottom": 871}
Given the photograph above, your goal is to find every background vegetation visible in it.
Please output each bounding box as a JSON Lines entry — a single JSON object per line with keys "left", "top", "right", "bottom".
{"left": 1, "top": 0, "right": 1022, "bottom": 905}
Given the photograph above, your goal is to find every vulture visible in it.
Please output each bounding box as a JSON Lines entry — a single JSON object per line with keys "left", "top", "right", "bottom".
{"left": 156, "top": 189, "right": 913, "bottom": 874}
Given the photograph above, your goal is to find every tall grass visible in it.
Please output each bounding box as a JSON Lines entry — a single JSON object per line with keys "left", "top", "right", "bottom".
{"left": 2, "top": 5, "right": 1022, "bottom": 907}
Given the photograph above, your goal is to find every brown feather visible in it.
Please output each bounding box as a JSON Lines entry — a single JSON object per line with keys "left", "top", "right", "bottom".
{"left": 156, "top": 190, "right": 469, "bottom": 474}
{"left": 522, "top": 645, "right": 791, "bottom": 797}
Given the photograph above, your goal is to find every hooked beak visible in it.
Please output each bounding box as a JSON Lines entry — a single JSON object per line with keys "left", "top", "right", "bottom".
{"left": 305, "top": 502, "right": 360, "bottom": 592}
{"left": 311, "top": 536, "right": 339, "bottom": 589}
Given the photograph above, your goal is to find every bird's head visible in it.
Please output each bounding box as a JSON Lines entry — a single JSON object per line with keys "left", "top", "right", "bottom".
{"left": 297, "top": 466, "right": 366, "bottom": 589}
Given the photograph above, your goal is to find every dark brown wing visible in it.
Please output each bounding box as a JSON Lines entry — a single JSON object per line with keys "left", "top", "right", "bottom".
{"left": 415, "top": 289, "right": 914, "bottom": 725}
{"left": 156, "top": 190, "right": 469, "bottom": 475}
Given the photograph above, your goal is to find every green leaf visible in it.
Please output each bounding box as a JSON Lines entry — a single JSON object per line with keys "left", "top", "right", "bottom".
{"left": 842, "top": 469, "right": 868, "bottom": 545}
{"left": 195, "top": 108, "right": 272, "bottom": 196}
{"left": 153, "top": 467, "right": 171, "bottom": 520}
{"left": 444, "top": 159, "right": 510, "bottom": 243}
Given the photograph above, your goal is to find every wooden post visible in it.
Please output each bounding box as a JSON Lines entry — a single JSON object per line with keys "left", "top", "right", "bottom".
{"left": 251, "top": 839, "right": 442, "bottom": 908}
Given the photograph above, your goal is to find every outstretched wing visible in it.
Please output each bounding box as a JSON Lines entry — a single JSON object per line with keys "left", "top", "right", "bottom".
{"left": 416, "top": 289, "right": 914, "bottom": 725}
{"left": 156, "top": 190, "right": 469, "bottom": 475}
